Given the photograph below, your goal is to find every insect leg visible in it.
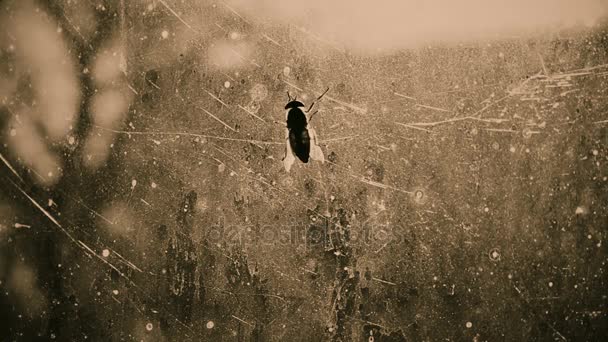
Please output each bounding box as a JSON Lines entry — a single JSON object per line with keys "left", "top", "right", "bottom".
{"left": 306, "top": 87, "right": 330, "bottom": 113}
{"left": 308, "top": 110, "right": 319, "bottom": 122}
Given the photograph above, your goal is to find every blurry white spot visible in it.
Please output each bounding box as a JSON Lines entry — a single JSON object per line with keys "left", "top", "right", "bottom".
{"left": 498, "top": 52, "right": 504, "bottom": 58}
{"left": 47, "top": 171, "right": 53, "bottom": 178}
{"left": 575, "top": 206, "right": 587, "bottom": 215}
{"left": 245, "top": 101, "right": 261, "bottom": 114}
{"left": 250, "top": 83, "right": 268, "bottom": 101}
{"left": 68, "top": 136, "right": 75, "bottom": 145}
{"left": 230, "top": 31, "right": 240, "bottom": 40}
{"left": 99, "top": 202, "right": 134, "bottom": 236}
{"left": 466, "top": 322, "right": 473, "bottom": 328}
{"left": 145, "top": 323, "right": 153, "bottom": 331}
{"left": 161, "top": 30, "right": 169, "bottom": 39}
{"left": 508, "top": 274, "right": 512, "bottom": 279}
{"left": 6, "top": 261, "right": 47, "bottom": 318}
{"left": 218, "top": 163, "right": 226, "bottom": 173}
{"left": 525, "top": 148, "right": 530, "bottom": 153}
{"left": 587, "top": 234, "right": 592, "bottom": 239}
{"left": 0, "top": 116, "right": 61, "bottom": 186}
{"left": 230, "top": 171, "right": 237, "bottom": 176}
{"left": 592, "top": 149, "right": 598, "bottom": 156}
{"left": 131, "top": 179, "right": 137, "bottom": 189}
{"left": 484, "top": 207, "right": 489, "bottom": 212}
{"left": 92, "top": 38, "right": 128, "bottom": 86}
{"left": 206, "top": 321, "right": 215, "bottom": 329}
{"left": 224, "top": 81, "right": 231, "bottom": 88}
{"left": 102, "top": 249, "right": 110, "bottom": 258}
{"left": 9, "top": 128, "right": 17, "bottom": 137}
{"left": 112, "top": 289, "right": 119, "bottom": 295}
{"left": 8, "top": 44, "right": 15, "bottom": 51}
{"left": 84, "top": 89, "right": 131, "bottom": 169}
{"left": 509, "top": 146, "right": 516, "bottom": 153}
{"left": 14, "top": 223, "right": 31, "bottom": 229}
{"left": 411, "top": 188, "right": 427, "bottom": 205}
{"left": 489, "top": 249, "right": 500, "bottom": 261}
{"left": 208, "top": 40, "right": 257, "bottom": 69}
{"left": 433, "top": 276, "right": 438, "bottom": 281}
{"left": 151, "top": 182, "right": 157, "bottom": 189}
{"left": 283, "top": 66, "right": 291, "bottom": 76}
{"left": 548, "top": 281, "right": 553, "bottom": 287}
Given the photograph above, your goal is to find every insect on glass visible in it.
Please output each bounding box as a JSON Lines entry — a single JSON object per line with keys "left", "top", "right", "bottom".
{"left": 282, "top": 88, "right": 330, "bottom": 172}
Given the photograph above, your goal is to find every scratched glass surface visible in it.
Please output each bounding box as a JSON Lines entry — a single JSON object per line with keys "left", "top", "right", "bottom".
{"left": 1, "top": 0, "right": 607, "bottom": 341}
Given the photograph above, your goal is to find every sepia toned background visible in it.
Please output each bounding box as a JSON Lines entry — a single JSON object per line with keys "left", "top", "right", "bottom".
{"left": 1, "top": 0, "right": 607, "bottom": 340}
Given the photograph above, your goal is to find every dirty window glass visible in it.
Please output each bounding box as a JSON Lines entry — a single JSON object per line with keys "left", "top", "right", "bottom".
{"left": 1, "top": 0, "right": 607, "bottom": 341}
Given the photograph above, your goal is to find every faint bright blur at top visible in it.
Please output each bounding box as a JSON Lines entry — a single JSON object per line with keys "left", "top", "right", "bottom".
{"left": 228, "top": 0, "right": 608, "bottom": 53}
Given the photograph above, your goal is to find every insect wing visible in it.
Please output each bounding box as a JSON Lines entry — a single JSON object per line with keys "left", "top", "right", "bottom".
{"left": 307, "top": 127, "right": 325, "bottom": 163}
{"left": 282, "top": 127, "right": 296, "bottom": 172}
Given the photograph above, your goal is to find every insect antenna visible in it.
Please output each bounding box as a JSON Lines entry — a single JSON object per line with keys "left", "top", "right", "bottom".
{"left": 306, "top": 87, "right": 330, "bottom": 113}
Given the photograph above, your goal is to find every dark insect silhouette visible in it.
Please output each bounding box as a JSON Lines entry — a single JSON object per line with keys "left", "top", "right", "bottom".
{"left": 282, "top": 88, "right": 329, "bottom": 172}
